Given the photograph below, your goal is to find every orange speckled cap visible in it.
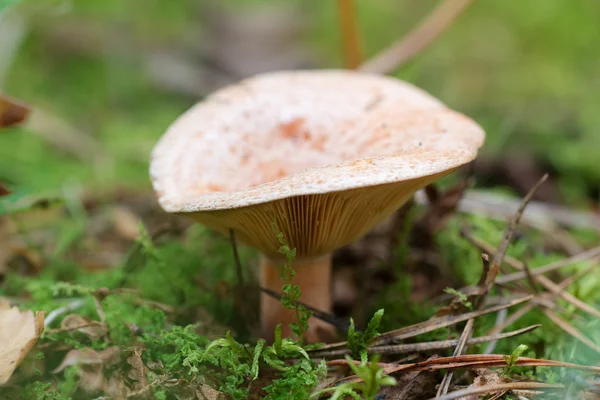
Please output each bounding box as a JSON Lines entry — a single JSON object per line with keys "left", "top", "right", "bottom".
{"left": 150, "top": 70, "right": 485, "bottom": 259}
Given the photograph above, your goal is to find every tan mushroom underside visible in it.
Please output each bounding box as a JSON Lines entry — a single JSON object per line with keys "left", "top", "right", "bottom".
{"left": 187, "top": 171, "right": 450, "bottom": 260}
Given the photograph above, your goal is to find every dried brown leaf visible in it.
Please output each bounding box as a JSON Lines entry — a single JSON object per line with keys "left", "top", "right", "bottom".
{"left": 196, "top": 384, "right": 231, "bottom": 400}
{"left": 378, "top": 371, "right": 437, "bottom": 400}
{"left": 0, "top": 183, "right": 10, "bottom": 198}
{"left": 78, "top": 364, "right": 106, "bottom": 393}
{"left": 126, "top": 348, "right": 148, "bottom": 395}
{"left": 459, "top": 369, "right": 502, "bottom": 400}
{"left": 0, "top": 95, "right": 30, "bottom": 128}
{"left": 58, "top": 313, "right": 105, "bottom": 339}
{"left": 431, "top": 382, "right": 563, "bottom": 400}
{"left": 52, "top": 346, "right": 120, "bottom": 373}
{"left": 0, "top": 299, "right": 45, "bottom": 385}
{"left": 106, "top": 373, "right": 128, "bottom": 399}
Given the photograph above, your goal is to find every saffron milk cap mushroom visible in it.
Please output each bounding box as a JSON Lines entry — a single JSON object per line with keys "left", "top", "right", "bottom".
{"left": 150, "top": 70, "right": 485, "bottom": 342}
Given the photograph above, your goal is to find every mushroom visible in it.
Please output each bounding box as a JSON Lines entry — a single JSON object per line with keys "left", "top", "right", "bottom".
{"left": 150, "top": 70, "right": 485, "bottom": 342}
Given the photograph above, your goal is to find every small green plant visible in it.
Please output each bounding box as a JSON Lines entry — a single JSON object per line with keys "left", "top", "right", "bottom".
{"left": 202, "top": 324, "right": 325, "bottom": 399}
{"left": 272, "top": 220, "right": 313, "bottom": 340}
{"left": 22, "top": 381, "right": 64, "bottom": 400}
{"left": 502, "top": 344, "right": 529, "bottom": 377}
{"left": 443, "top": 287, "right": 473, "bottom": 310}
{"left": 310, "top": 355, "right": 396, "bottom": 400}
{"left": 263, "top": 358, "right": 327, "bottom": 400}
{"left": 348, "top": 309, "right": 384, "bottom": 363}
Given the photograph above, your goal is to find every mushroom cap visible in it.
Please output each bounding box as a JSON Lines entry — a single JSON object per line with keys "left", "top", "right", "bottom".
{"left": 150, "top": 70, "right": 485, "bottom": 259}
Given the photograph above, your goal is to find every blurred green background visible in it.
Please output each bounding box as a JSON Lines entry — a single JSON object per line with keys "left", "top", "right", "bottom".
{"left": 1, "top": 0, "right": 600, "bottom": 206}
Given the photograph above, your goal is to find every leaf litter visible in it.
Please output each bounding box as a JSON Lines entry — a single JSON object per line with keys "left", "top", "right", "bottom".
{"left": 0, "top": 298, "right": 44, "bottom": 385}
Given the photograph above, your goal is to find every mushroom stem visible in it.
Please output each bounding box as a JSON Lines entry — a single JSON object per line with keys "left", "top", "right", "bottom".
{"left": 260, "top": 253, "right": 335, "bottom": 343}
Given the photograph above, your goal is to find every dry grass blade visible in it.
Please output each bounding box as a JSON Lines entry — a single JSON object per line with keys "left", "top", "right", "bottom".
{"left": 522, "top": 262, "right": 540, "bottom": 293}
{"left": 327, "top": 354, "right": 600, "bottom": 386}
{"left": 492, "top": 174, "right": 549, "bottom": 269}
{"left": 542, "top": 308, "right": 600, "bottom": 353}
{"left": 555, "top": 262, "right": 598, "bottom": 290}
{"left": 372, "top": 324, "right": 540, "bottom": 354}
{"left": 437, "top": 174, "right": 548, "bottom": 397}
{"left": 431, "top": 382, "right": 564, "bottom": 400}
{"left": 446, "top": 240, "right": 600, "bottom": 297}
{"left": 359, "top": 0, "right": 475, "bottom": 74}
{"left": 259, "top": 287, "right": 352, "bottom": 333}
{"left": 485, "top": 303, "right": 534, "bottom": 353}
{"left": 466, "top": 236, "right": 600, "bottom": 319}
{"left": 497, "top": 249, "right": 600, "bottom": 285}
{"left": 485, "top": 261, "right": 597, "bottom": 353}
{"left": 336, "top": 0, "right": 363, "bottom": 68}
{"left": 372, "top": 296, "right": 533, "bottom": 347}
{"left": 310, "top": 295, "right": 532, "bottom": 352}
{"left": 310, "top": 325, "right": 540, "bottom": 358}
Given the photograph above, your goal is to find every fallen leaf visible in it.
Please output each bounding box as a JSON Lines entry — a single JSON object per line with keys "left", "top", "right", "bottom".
{"left": 126, "top": 348, "right": 148, "bottom": 394}
{"left": 52, "top": 346, "right": 120, "bottom": 373}
{"left": 459, "top": 369, "right": 502, "bottom": 400}
{"left": 59, "top": 313, "right": 105, "bottom": 339}
{"left": 104, "top": 372, "right": 127, "bottom": 399}
{"left": 378, "top": 370, "right": 437, "bottom": 399}
{"left": 195, "top": 384, "right": 230, "bottom": 400}
{"left": 0, "top": 183, "right": 10, "bottom": 197}
{"left": 0, "top": 95, "right": 30, "bottom": 129}
{"left": 78, "top": 364, "right": 106, "bottom": 393}
{"left": 0, "top": 299, "right": 45, "bottom": 385}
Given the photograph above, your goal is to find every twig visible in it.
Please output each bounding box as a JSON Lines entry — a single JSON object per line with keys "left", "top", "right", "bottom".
{"left": 455, "top": 233, "right": 600, "bottom": 294}
{"left": 493, "top": 174, "right": 549, "bottom": 269}
{"left": 431, "top": 382, "right": 563, "bottom": 400}
{"left": 229, "top": 229, "right": 244, "bottom": 287}
{"left": 312, "top": 295, "right": 532, "bottom": 352}
{"left": 522, "top": 262, "right": 540, "bottom": 294}
{"left": 465, "top": 235, "right": 600, "bottom": 319}
{"left": 555, "top": 262, "right": 597, "bottom": 291}
{"left": 485, "top": 262, "right": 597, "bottom": 353}
{"left": 485, "top": 303, "right": 534, "bottom": 353}
{"left": 485, "top": 306, "right": 508, "bottom": 353}
{"left": 496, "top": 250, "right": 600, "bottom": 286}
{"left": 260, "top": 287, "right": 352, "bottom": 333}
{"left": 359, "top": 0, "right": 475, "bottom": 74}
{"left": 336, "top": 0, "right": 363, "bottom": 68}
{"left": 437, "top": 174, "right": 547, "bottom": 397}
{"left": 327, "top": 354, "right": 600, "bottom": 385}
{"left": 310, "top": 325, "right": 540, "bottom": 358}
